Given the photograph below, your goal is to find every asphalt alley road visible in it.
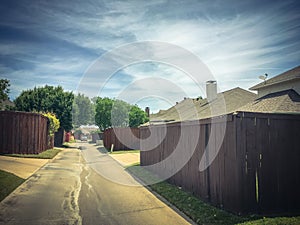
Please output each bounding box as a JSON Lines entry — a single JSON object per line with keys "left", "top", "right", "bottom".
{"left": 0, "top": 143, "right": 192, "bottom": 225}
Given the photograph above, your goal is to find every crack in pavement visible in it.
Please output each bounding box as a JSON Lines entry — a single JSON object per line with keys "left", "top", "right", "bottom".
{"left": 61, "top": 152, "right": 83, "bottom": 225}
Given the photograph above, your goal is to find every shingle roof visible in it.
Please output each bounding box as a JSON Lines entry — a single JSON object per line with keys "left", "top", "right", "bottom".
{"left": 250, "top": 65, "right": 300, "bottom": 90}
{"left": 150, "top": 87, "right": 257, "bottom": 123}
{"left": 237, "top": 89, "right": 300, "bottom": 114}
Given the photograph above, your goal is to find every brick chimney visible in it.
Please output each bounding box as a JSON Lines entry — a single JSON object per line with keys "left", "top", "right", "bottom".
{"left": 206, "top": 80, "right": 217, "bottom": 102}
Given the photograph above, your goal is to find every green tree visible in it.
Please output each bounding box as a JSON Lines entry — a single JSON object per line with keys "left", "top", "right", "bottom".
{"left": 95, "top": 97, "right": 113, "bottom": 131}
{"left": 111, "top": 99, "right": 131, "bottom": 127}
{"left": 95, "top": 97, "right": 149, "bottom": 130}
{"left": 129, "top": 105, "right": 149, "bottom": 127}
{"left": 72, "top": 93, "right": 95, "bottom": 127}
{"left": 14, "top": 85, "right": 74, "bottom": 131}
{"left": 0, "top": 79, "right": 10, "bottom": 107}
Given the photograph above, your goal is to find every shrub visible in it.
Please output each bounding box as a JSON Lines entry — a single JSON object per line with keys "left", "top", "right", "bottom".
{"left": 42, "top": 112, "right": 60, "bottom": 137}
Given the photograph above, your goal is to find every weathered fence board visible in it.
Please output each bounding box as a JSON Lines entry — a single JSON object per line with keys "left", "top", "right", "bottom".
{"left": 103, "top": 127, "right": 140, "bottom": 150}
{"left": 0, "top": 111, "right": 50, "bottom": 154}
{"left": 140, "top": 112, "right": 300, "bottom": 214}
{"left": 91, "top": 133, "right": 101, "bottom": 143}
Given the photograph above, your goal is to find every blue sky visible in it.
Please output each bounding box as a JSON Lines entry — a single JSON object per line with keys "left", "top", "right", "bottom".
{"left": 1, "top": 0, "right": 300, "bottom": 112}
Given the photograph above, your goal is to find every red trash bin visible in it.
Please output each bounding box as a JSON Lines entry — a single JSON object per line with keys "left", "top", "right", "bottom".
{"left": 65, "top": 132, "right": 70, "bottom": 142}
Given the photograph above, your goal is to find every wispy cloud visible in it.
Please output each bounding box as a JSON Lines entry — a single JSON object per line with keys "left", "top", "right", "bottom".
{"left": 0, "top": 0, "right": 299, "bottom": 112}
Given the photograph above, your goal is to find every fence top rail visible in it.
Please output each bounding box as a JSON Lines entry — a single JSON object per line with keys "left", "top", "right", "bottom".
{"left": 141, "top": 114, "right": 234, "bottom": 129}
{"left": 0, "top": 110, "right": 48, "bottom": 119}
{"left": 235, "top": 111, "right": 300, "bottom": 121}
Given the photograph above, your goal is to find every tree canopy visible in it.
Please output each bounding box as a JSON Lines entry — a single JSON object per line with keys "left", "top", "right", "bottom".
{"left": 72, "top": 93, "right": 95, "bottom": 127}
{"left": 129, "top": 105, "right": 149, "bottom": 127}
{"left": 95, "top": 97, "right": 113, "bottom": 131}
{"left": 14, "top": 85, "right": 74, "bottom": 131}
{"left": 111, "top": 99, "right": 131, "bottom": 127}
{"left": 95, "top": 97, "right": 149, "bottom": 131}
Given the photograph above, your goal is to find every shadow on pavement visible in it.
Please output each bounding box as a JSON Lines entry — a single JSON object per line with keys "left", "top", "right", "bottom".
{"left": 77, "top": 144, "right": 108, "bottom": 155}
{"left": 96, "top": 146, "right": 108, "bottom": 154}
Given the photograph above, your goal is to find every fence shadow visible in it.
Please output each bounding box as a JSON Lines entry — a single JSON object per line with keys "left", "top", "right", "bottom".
{"left": 96, "top": 146, "right": 108, "bottom": 154}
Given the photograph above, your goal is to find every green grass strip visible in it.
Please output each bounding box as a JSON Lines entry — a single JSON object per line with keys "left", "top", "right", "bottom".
{"left": 0, "top": 170, "right": 25, "bottom": 202}
{"left": 109, "top": 150, "right": 140, "bottom": 154}
{"left": 5, "top": 148, "right": 61, "bottom": 159}
{"left": 238, "top": 216, "right": 300, "bottom": 225}
{"left": 149, "top": 181, "right": 261, "bottom": 225}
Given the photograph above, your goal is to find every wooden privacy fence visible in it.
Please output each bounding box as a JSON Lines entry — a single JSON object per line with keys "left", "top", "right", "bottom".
{"left": 91, "top": 133, "right": 101, "bottom": 143}
{"left": 140, "top": 112, "right": 300, "bottom": 214}
{"left": 0, "top": 111, "right": 50, "bottom": 154}
{"left": 103, "top": 127, "right": 140, "bottom": 150}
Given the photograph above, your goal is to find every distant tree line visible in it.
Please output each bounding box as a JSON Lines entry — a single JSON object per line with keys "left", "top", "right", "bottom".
{"left": 72, "top": 95, "right": 149, "bottom": 130}
{"left": 2, "top": 79, "right": 149, "bottom": 132}
{"left": 72, "top": 93, "right": 95, "bottom": 128}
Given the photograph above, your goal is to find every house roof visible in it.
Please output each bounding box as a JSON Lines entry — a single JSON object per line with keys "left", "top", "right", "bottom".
{"left": 78, "top": 125, "right": 99, "bottom": 134}
{"left": 237, "top": 89, "right": 300, "bottom": 114}
{"left": 250, "top": 65, "right": 300, "bottom": 90}
{"left": 0, "top": 99, "right": 14, "bottom": 110}
{"left": 149, "top": 87, "right": 257, "bottom": 123}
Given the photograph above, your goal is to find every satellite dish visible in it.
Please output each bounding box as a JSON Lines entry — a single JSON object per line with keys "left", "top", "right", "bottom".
{"left": 259, "top": 75, "right": 266, "bottom": 80}
{"left": 259, "top": 73, "right": 268, "bottom": 81}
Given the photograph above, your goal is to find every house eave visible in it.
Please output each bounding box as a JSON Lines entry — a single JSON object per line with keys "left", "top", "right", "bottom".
{"left": 249, "top": 77, "right": 300, "bottom": 91}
